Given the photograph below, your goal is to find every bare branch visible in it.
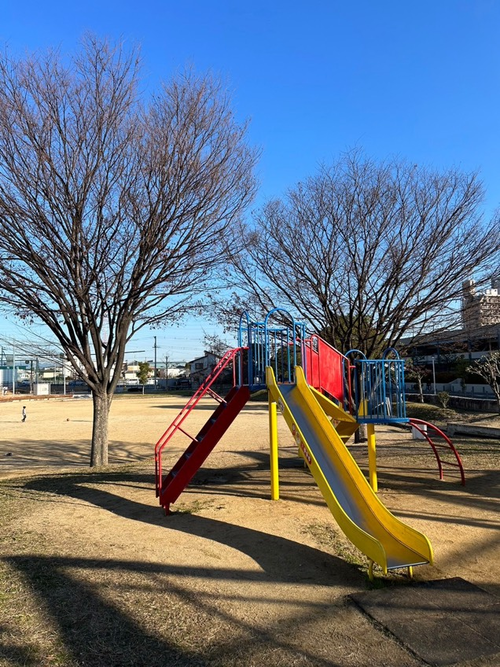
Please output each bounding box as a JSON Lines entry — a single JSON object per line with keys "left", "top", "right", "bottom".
{"left": 219, "top": 152, "right": 500, "bottom": 357}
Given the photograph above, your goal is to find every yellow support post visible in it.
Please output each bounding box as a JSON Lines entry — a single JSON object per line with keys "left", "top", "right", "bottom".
{"left": 367, "top": 423, "right": 378, "bottom": 492}
{"left": 269, "top": 399, "right": 280, "bottom": 500}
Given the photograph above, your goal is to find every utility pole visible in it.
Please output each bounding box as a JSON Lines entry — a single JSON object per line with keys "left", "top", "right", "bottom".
{"left": 63, "top": 355, "right": 67, "bottom": 395}
{"left": 154, "top": 336, "right": 158, "bottom": 389}
{"left": 165, "top": 353, "right": 169, "bottom": 391}
{"left": 12, "top": 344, "right": 15, "bottom": 395}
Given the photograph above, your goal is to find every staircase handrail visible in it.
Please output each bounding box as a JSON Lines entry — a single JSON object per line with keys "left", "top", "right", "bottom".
{"left": 155, "top": 346, "right": 244, "bottom": 496}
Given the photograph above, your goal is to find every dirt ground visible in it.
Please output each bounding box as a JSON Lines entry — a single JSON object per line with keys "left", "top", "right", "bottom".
{"left": 0, "top": 394, "right": 499, "bottom": 666}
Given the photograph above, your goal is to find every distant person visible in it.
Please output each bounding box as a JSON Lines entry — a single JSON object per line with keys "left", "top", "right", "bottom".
{"left": 21, "top": 405, "right": 26, "bottom": 422}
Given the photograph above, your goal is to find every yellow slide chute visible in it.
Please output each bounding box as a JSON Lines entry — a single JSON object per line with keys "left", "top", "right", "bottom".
{"left": 266, "top": 366, "right": 433, "bottom": 574}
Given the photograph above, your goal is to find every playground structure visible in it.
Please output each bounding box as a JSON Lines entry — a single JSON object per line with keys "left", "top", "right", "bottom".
{"left": 155, "top": 309, "right": 465, "bottom": 577}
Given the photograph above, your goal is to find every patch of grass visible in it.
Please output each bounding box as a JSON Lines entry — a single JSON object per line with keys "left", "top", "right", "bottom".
{"left": 406, "top": 401, "right": 457, "bottom": 424}
{"left": 301, "top": 521, "right": 365, "bottom": 568}
{"left": 249, "top": 389, "right": 268, "bottom": 401}
{"left": 174, "top": 499, "right": 214, "bottom": 514}
{"left": 0, "top": 481, "right": 30, "bottom": 529}
{"left": 302, "top": 522, "right": 430, "bottom": 587}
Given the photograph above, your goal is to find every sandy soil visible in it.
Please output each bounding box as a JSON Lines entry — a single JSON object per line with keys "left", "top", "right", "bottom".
{"left": 0, "top": 394, "right": 499, "bottom": 666}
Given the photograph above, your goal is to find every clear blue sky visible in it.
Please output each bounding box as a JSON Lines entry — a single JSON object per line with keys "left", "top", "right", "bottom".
{"left": 1, "top": 0, "right": 500, "bottom": 361}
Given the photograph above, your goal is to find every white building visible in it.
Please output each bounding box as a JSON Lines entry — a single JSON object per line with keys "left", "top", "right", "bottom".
{"left": 462, "top": 279, "right": 500, "bottom": 329}
{"left": 188, "top": 352, "right": 219, "bottom": 385}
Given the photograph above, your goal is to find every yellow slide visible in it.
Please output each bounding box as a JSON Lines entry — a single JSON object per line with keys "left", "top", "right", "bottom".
{"left": 267, "top": 366, "right": 433, "bottom": 574}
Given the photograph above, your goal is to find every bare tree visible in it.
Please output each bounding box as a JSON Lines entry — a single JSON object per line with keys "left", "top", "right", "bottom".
{"left": 219, "top": 152, "right": 500, "bottom": 357}
{"left": 468, "top": 352, "right": 500, "bottom": 412}
{"left": 202, "top": 331, "right": 231, "bottom": 357}
{"left": 405, "top": 360, "right": 431, "bottom": 403}
{"left": 0, "top": 36, "right": 257, "bottom": 465}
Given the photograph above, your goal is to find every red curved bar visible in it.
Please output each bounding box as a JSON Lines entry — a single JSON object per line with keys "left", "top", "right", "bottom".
{"left": 408, "top": 418, "right": 465, "bottom": 486}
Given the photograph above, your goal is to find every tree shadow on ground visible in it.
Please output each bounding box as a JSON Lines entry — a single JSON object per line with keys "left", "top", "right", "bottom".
{"left": 2, "top": 554, "right": 206, "bottom": 667}
{"left": 21, "top": 470, "right": 364, "bottom": 587}
{"left": 3, "top": 469, "right": 374, "bottom": 666}
{"left": 2, "top": 551, "right": 370, "bottom": 667}
{"left": 0, "top": 437, "right": 156, "bottom": 473}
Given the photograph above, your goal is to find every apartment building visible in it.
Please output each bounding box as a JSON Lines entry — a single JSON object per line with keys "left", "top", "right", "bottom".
{"left": 462, "top": 279, "right": 500, "bottom": 329}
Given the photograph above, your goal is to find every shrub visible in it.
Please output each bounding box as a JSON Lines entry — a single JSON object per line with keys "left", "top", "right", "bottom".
{"left": 437, "top": 391, "right": 450, "bottom": 408}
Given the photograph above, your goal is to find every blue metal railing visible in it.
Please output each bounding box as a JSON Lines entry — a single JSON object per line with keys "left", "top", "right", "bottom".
{"left": 355, "top": 357, "right": 407, "bottom": 423}
{"left": 237, "top": 311, "right": 408, "bottom": 424}
{"left": 238, "top": 309, "right": 306, "bottom": 389}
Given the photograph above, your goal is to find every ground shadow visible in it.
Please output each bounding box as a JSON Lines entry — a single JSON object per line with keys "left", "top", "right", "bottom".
{"left": 375, "top": 467, "right": 500, "bottom": 520}
{"left": 0, "top": 437, "right": 155, "bottom": 472}
{"left": 2, "top": 554, "right": 206, "bottom": 666}
{"left": 186, "top": 450, "right": 328, "bottom": 507}
{"left": 22, "top": 470, "right": 364, "bottom": 587}
{"left": 3, "top": 552, "right": 368, "bottom": 667}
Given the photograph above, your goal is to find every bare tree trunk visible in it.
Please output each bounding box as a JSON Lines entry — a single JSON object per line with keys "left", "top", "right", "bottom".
{"left": 417, "top": 378, "right": 424, "bottom": 403}
{"left": 355, "top": 423, "right": 367, "bottom": 443}
{"left": 90, "top": 391, "right": 112, "bottom": 467}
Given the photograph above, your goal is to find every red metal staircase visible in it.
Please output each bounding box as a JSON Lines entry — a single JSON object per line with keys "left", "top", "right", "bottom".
{"left": 155, "top": 348, "right": 250, "bottom": 512}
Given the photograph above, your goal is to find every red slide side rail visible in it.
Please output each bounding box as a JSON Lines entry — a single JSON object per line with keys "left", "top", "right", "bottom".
{"left": 408, "top": 418, "right": 466, "bottom": 486}
{"left": 155, "top": 347, "right": 243, "bottom": 497}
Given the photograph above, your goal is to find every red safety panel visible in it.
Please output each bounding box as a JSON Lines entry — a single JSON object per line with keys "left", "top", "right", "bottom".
{"left": 305, "top": 335, "right": 345, "bottom": 403}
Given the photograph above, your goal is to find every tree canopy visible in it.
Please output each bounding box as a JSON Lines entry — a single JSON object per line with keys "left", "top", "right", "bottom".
{"left": 221, "top": 152, "right": 500, "bottom": 357}
{"left": 0, "top": 36, "right": 258, "bottom": 465}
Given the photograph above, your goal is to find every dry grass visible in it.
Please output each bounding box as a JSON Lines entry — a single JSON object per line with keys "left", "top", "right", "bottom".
{"left": 0, "top": 395, "right": 499, "bottom": 666}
